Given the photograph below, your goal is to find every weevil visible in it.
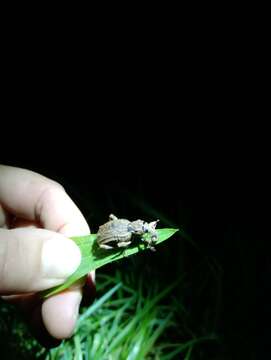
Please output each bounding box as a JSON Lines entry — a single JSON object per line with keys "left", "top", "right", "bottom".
{"left": 96, "top": 214, "right": 159, "bottom": 251}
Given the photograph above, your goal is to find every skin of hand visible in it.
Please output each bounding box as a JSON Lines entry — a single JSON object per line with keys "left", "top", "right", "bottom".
{"left": 0, "top": 165, "right": 95, "bottom": 347}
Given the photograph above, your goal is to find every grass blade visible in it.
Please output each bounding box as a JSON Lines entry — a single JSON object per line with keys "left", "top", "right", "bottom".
{"left": 76, "top": 283, "right": 122, "bottom": 328}
{"left": 42, "top": 228, "right": 178, "bottom": 298}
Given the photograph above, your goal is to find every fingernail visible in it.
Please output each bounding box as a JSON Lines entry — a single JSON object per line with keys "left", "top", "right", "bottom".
{"left": 41, "top": 238, "right": 81, "bottom": 279}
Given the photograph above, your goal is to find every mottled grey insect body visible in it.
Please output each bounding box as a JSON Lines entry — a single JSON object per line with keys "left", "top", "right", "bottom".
{"left": 97, "top": 214, "right": 158, "bottom": 251}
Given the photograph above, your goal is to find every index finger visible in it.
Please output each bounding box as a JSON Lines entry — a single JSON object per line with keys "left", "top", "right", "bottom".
{"left": 0, "top": 165, "right": 90, "bottom": 237}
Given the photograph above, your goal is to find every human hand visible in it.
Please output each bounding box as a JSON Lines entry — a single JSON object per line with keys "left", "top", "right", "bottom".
{"left": 0, "top": 165, "right": 94, "bottom": 347}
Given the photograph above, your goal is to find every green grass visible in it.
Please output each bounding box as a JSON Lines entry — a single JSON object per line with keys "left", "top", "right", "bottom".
{"left": 0, "top": 256, "right": 219, "bottom": 360}
{"left": 46, "top": 271, "right": 217, "bottom": 360}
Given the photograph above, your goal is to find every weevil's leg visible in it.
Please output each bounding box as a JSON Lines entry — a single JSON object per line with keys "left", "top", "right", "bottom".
{"left": 117, "top": 241, "right": 132, "bottom": 248}
{"left": 146, "top": 240, "right": 156, "bottom": 251}
{"left": 141, "top": 236, "right": 156, "bottom": 251}
{"left": 99, "top": 244, "right": 114, "bottom": 249}
{"left": 141, "top": 236, "right": 149, "bottom": 247}
{"left": 119, "top": 247, "right": 128, "bottom": 257}
{"left": 109, "top": 214, "right": 118, "bottom": 221}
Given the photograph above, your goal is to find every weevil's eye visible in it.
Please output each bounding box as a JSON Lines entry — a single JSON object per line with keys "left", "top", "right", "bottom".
{"left": 142, "top": 224, "right": 148, "bottom": 233}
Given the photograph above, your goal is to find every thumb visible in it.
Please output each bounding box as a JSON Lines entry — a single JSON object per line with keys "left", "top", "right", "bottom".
{"left": 0, "top": 228, "right": 81, "bottom": 294}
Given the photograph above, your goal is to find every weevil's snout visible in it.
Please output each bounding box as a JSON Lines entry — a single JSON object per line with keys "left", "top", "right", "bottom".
{"left": 146, "top": 220, "right": 159, "bottom": 236}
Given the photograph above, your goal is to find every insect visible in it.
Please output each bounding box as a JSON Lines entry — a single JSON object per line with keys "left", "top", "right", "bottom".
{"left": 96, "top": 214, "right": 159, "bottom": 251}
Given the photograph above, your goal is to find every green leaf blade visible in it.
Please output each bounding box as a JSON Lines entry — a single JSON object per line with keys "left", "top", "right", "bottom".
{"left": 41, "top": 228, "right": 178, "bottom": 298}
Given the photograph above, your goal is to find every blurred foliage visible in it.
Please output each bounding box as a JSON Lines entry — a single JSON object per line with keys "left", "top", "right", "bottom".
{"left": 47, "top": 272, "right": 217, "bottom": 359}
{"left": 0, "top": 301, "right": 44, "bottom": 359}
